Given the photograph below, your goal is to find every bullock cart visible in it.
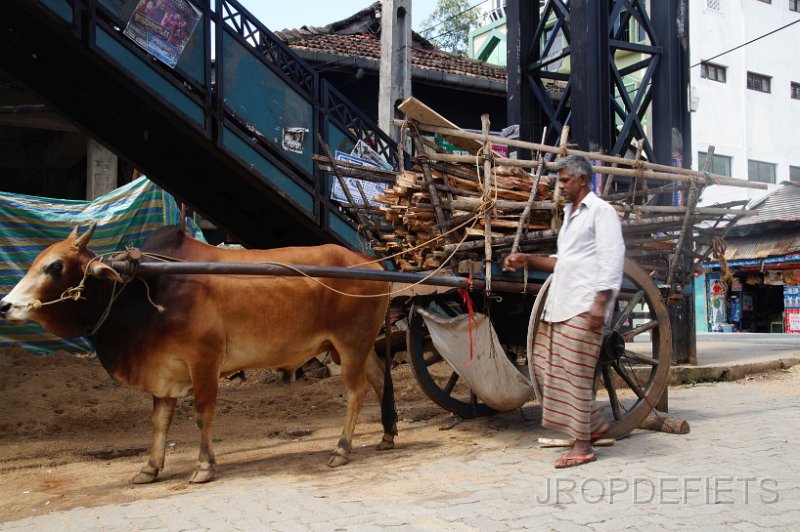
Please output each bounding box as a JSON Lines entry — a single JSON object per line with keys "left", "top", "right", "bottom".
{"left": 107, "top": 107, "right": 766, "bottom": 441}
{"left": 308, "top": 100, "right": 767, "bottom": 439}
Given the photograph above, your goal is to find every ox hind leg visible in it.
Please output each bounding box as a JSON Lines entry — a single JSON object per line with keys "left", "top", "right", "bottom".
{"left": 133, "top": 396, "right": 177, "bottom": 484}
{"left": 365, "top": 349, "right": 398, "bottom": 451}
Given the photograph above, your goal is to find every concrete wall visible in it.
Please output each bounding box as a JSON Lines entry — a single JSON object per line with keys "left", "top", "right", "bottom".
{"left": 690, "top": 0, "right": 800, "bottom": 206}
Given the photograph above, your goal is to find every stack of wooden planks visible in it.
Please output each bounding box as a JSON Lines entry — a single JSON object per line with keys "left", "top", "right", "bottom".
{"left": 369, "top": 162, "right": 554, "bottom": 271}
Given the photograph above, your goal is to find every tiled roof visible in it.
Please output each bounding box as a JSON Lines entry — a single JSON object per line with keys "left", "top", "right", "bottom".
{"left": 274, "top": 4, "right": 507, "bottom": 83}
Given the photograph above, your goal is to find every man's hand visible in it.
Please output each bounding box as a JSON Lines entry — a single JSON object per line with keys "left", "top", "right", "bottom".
{"left": 502, "top": 253, "right": 528, "bottom": 272}
{"left": 588, "top": 291, "right": 610, "bottom": 331}
{"left": 587, "top": 300, "right": 606, "bottom": 331}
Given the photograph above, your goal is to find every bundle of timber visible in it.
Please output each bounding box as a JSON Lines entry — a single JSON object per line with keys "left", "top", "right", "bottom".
{"left": 369, "top": 164, "right": 554, "bottom": 271}
{"left": 316, "top": 97, "right": 768, "bottom": 283}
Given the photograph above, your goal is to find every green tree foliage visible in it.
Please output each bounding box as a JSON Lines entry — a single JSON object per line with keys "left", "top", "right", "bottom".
{"left": 419, "top": 0, "right": 482, "bottom": 56}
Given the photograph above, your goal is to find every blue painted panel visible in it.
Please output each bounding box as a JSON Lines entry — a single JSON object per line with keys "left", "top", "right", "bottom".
{"left": 96, "top": 27, "right": 204, "bottom": 127}
{"left": 327, "top": 123, "right": 356, "bottom": 154}
{"left": 40, "top": 0, "right": 73, "bottom": 23}
{"left": 329, "top": 211, "right": 361, "bottom": 250}
{"left": 694, "top": 273, "right": 709, "bottom": 333}
{"left": 221, "top": 32, "right": 314, "bottom": 175}
{"left": 97, "top": 0, "right": 137, "bottom": 21}
{"left": 222, "top": 127, "right": 313, "bottom": 214}
{"left": 176, "top": 14, "right": 205, "bottom": 84}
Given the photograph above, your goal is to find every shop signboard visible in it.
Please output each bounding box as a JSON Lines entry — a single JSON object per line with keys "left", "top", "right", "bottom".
{"left": 786, "top": 308, "right": 800, "bottom": 334}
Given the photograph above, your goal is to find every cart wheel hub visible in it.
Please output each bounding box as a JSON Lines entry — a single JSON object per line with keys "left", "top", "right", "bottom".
{"left": 601, "top": 330, "right": 625, "bottom": 364}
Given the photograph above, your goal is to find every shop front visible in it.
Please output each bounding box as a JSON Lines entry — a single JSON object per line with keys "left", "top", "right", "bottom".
{"left": 699, "top": 253, "right": 800, "bottom": 334}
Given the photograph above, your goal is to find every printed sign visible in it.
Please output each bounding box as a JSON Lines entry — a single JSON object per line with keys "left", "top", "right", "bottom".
{"left": 282, "top": 127, "right": 308, "bottom": 154}
{"left": 124, "top": 0, "right": 202, "bottom": 68}
{"left": 330, "top": 152, "right": 387, "bottom": 205}
{"left": 350, "top": 139, "right": 393, "bottom": 170}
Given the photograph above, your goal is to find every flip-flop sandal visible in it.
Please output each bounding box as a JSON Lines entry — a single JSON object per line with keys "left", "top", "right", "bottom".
{"left": 554, "top": 452, "right": 597, "bottom": 469}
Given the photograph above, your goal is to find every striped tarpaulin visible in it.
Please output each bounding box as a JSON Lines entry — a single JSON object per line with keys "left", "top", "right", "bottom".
{"left": 0, "top": 177, "right": 196, "bottom": 354}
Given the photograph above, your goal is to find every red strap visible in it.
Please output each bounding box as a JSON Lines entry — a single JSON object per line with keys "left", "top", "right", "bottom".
{"left": 458, "top": 276, "right": 477, "bottom": 367}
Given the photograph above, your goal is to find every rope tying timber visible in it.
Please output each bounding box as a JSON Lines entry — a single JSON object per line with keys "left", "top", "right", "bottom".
{"left": 712, "top": 237, "right": 734, "bottom": 287}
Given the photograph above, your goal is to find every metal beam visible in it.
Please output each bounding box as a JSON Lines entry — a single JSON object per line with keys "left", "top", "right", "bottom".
{"left": 570, "top": 0, "right": 612, "bottom": 152}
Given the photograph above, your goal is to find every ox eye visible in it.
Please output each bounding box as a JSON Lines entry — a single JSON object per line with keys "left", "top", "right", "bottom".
{"left": 45, "top": 261, "right": 64, "bottom": 277}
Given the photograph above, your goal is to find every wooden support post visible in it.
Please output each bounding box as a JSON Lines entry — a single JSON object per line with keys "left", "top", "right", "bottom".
{"left": 410, "top": 132, "right": 454, "bottom": 246}
{"left": 638, "top": 414, "right": 690, "bottom": 434}
{"left": 481, "top": 114, "right": 494, "bottom": 292}
{"left": 509, "top": 128, "right": 547, "bottom": 255}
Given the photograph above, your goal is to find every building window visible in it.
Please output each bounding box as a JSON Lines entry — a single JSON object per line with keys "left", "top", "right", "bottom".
{"left": 792, "top": 0, "right": 800, "bottom": 12}
{"left": 747, "top": 72, "right": 771, "bottom": 93}
{"left": 748, "top": 160, "right": 776, "bottom": 184}
{"left": 706, "top": 0, "right": 721, "bottom": 10}
{"left": 791, "top": 166, "right": 800, "bottom": 182}
{"left": 701, "top": 62, "right": 727, "bottom": 83}
{"left": 792, "top": 82, "right": 800, "bottom": 100}
{"left": 698, "top": 152, "right": 733, "bottom": 176}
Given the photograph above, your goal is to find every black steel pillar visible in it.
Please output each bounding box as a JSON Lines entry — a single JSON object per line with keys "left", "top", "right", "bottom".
{"left": 652, "top": 0, "right": 694, "bottom": 365}
{"left": 506, "top": 0, "right": 539, "bottom": 153}
{"left": 570, "top": 0, "right": 612, "bottom": 152}
{"left": 651, "top": 0, "right": 691, "bottom": 170}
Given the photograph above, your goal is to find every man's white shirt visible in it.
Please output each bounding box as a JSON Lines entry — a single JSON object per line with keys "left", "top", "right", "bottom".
{"left": 543, "top": 191, "right": 625, "bottom": 323}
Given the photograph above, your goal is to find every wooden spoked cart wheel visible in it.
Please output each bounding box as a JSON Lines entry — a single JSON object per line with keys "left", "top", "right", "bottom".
{"left": 528, "top": 259, "right": 672, "bottom": 439}
{"left": 407, "top": 259, "right": 671, "bottom": 438}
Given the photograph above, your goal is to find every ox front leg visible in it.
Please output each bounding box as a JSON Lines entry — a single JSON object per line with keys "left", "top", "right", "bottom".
{"left": 329, "top": 368, "right": 369, "bottom": 467}
{"left": 133, "top": 396, "right": 177, "bottom": 484}
{"left": 189, "top": 368, "right": 219, "bottom": 483}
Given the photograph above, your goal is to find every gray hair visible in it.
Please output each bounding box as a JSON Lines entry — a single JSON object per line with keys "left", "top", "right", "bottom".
{"left": 554, "top": 154, "right": 593, "bottom": 181}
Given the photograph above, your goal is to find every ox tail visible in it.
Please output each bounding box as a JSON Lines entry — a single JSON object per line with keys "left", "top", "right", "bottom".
{"left": 380, "top": 312, "right": 398, "bottom": 436}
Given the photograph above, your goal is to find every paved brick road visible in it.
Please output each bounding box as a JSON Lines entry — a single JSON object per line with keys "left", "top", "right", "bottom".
{"left": 3, "top": 369, "right": 799, "bottom": 531}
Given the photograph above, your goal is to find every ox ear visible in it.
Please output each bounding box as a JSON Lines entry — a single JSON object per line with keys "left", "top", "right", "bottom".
{"left": 72, "top": 222, "right": 97, "bottom": 250}
{"left": 87, "top": 261, "right": 124, "bottom": 283}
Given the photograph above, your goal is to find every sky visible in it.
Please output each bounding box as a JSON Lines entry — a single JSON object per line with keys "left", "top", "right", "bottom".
{"left": 237, "top": 0, "right": 439, "bottom": 33}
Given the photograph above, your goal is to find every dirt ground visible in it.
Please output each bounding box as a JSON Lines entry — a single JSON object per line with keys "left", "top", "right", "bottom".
{"left": 2, "top": 347, "right": 797, "bottom": 524}
{"left": 0, "top": 346, "right": 526, "bottom": 522}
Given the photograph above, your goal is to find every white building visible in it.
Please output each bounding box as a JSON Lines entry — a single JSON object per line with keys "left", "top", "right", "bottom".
{"left": 468, "top": 2, "right": 800, "bottom": 206}
{"left": 691, "top": 0, "right": 800, "bottom": 206}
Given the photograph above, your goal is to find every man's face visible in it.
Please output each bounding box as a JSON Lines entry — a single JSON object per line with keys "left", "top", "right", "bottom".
{"left": 557, "top": 169, "right": 585, "bottom": 202}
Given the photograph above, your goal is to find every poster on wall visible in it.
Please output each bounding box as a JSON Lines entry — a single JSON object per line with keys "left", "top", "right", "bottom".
{"left": 708, "top": 278, "right": 727, "bottom": 332}
{"left": 124, "top": 0, "right": 202, "bottom": 68}
{"left": 764, "top": 270, "right": 784, "bottom": 285}
{"left": 783, "top": 269, "right": 800, "bottom": 285}
{"left": 330, "top": 152, "right": 387, "bottom": 205}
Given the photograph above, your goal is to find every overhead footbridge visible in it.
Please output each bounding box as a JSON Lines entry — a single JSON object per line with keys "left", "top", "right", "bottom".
{"left": 0, "top": 0, "right": 397, "bottom": 248}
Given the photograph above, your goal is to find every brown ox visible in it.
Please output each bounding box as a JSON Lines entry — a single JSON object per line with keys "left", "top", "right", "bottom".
{"left": 0, "top": 224, "right": 396, "bottom": 483}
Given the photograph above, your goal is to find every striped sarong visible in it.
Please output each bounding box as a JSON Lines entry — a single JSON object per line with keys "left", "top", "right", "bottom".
{"left": 532, "top": 313, "right": 603, "bottom": 440}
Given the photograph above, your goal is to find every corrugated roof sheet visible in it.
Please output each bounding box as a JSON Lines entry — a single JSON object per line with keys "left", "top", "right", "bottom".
{"left": 723, "top": 229, "right": 800, "bottom": 260}
{"left": 740, "top": 181, "right": 800, "bottom": 225}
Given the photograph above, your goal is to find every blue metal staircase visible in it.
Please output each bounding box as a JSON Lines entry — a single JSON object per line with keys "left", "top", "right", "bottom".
{"left": 0, "top": 0, "right": 397, "bottom": 248}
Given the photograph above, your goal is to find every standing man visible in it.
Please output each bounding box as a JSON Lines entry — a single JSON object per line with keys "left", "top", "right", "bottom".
{"left": 503, "top": 154, "right": 625, "bottom": 468}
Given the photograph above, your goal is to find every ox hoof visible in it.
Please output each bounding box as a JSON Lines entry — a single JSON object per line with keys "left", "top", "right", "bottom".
{"left": 376, "top": 437, "right": 395, "bottom": 451}
{"left": 132, "top": 469, "right": 158, "bottom": 484}
{"left": 327, "top": 453, "right": 349, "bottom": 468}
{"left": 189, "top": 465, "right": 215, "bottom": 483}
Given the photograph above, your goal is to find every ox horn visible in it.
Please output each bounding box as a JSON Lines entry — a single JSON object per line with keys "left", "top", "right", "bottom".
{"left": 73, "top": 222, "right": 97, "bottom": 250}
